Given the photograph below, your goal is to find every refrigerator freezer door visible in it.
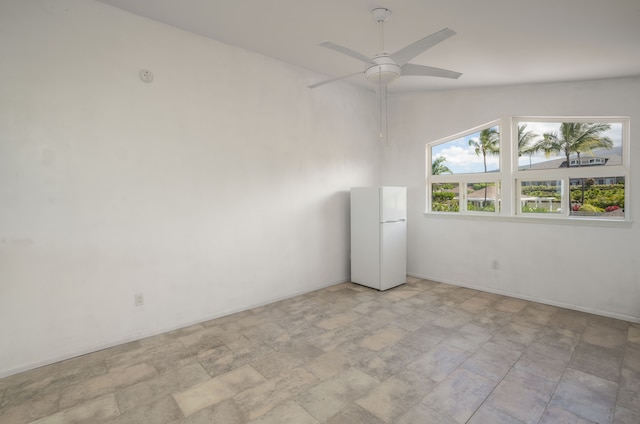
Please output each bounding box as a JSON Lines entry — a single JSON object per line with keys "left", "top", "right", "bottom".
{"left": 380, "top": 187, "right": 407, "bottom": 222}
{"left": 380, "top": 221, "right": 407, "bottom": 290}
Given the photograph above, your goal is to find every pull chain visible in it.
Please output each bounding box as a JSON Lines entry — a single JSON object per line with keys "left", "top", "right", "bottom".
{"left": 379, "top": 67, "right": 383, "bottom": 140}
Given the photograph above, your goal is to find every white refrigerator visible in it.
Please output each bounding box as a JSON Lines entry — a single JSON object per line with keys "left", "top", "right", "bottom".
{"left": 350, "top": 187, "right": 407, "bottom": 291}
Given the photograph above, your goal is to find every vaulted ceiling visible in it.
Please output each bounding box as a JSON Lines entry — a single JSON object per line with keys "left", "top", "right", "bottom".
{"left": 98, "top": 0, "right": 640, "bottom": 92}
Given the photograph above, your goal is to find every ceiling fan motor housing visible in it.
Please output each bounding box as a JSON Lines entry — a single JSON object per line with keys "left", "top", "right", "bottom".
{"left": 365, "top": 55, "right": 401, "bottom": 85}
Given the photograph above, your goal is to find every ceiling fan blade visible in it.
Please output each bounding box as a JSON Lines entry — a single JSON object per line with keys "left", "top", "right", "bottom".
{"left": 308, "top": 71, "right": 363, "bottom": 89}
{"left": 319, "top": 41, "right": 373, "bottom": 64}
{"left": 390, "top": 28, "right": 456, "bottom": 67}
{"left": 401, "top": 63, "right": 462, "bottom": 79}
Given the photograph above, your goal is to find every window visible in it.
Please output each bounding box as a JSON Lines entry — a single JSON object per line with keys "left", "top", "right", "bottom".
{"left": 427, "top": 121, "right": 502, "bottom": 215}
{"left": 517, "top": 180, "right": 563, "bottom": 214}
{"left": 426, "top": 117, "right": 629, "bottom": 222}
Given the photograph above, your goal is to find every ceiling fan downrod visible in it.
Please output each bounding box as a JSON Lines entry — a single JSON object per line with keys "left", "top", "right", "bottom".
{"left": 366, "top": 8, "right": 400, "bottom": 86}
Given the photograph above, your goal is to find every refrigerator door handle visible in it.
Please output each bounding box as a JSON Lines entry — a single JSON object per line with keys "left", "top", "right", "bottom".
{"left": 381, "top": 219, "right": 406, "bottom": 223}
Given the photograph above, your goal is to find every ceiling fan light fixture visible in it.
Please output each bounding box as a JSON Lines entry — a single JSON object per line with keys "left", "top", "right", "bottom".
{"left": 366, "top": 67, "right": 400, "bottom": 85}
{"left": 365, "top": 56, "right": 401, "bottom": 85}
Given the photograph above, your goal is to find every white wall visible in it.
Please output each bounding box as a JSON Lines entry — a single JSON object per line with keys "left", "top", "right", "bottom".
{"left": 385, "top": 77, "right": 640, "bottom": 322}
{"left": 0, "top": 0, "right": 380, "bottom": 377}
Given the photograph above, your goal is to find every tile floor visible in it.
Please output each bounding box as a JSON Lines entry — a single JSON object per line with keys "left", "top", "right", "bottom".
{"left": 1, "top": 277, "right": 639, "bottom": 423}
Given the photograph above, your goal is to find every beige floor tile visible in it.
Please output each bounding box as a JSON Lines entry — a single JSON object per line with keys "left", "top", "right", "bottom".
{"left": 179, "top": 398, "right": 246, "bottom": 424}
{"left": 501, "top": 366, "right": 558, "bottom": 397}
{"left": 458, "top": 295, "right": 494, "bottom": 314}
{"left": 613, "top": 405, "right": 640, "bottom": 424}
{"left": 536, "top": 326, "right": 582, "bottom": 352}
{"left": 59, "top": 362, "right": 157, "bottom": 409}
{"left": 172, "top": 364, "right": 265, "bottom": 417}
{"left": 102, "top": 396, "right": 181, "bottom": 424}
{"left": 358, "top": 325, "right": 408, "bottom": 351}
{"left": 354, "top": 309, "right": 401, "bottom": 332}
{"left": 241, "top": 322, "right": 291, "bottom": 345}
{"left": 296, "top": 368, "right": 379, "bottom": 421}
{"left": 581, "top": 322, "right": 628, "bottom": 350}
{"left": 325, "top": 402, "right": 386, "bottom": 424}
{"left": 513, "top": 342, "right": 572, "bottom": 381}
{"left": 494, "top": 297, "right": 528, "bottom": 314}
{"left": 484, "top": 377, "right": 550, "bottom": 424}
{"left": 489, "top": 322, "right": 540, "bottom": 351}
{"left": 618, "top": 360, "right": 640, "bottom": 413}
{"left": 248, "top": 400, "right": 319, "bottom": 424}
{"left": 467, "top": 404, "right": 527, "bottom": 424}
{"left": 569, "top": 341, "right": 624, "bottom": 382}
{"left": 355, "top": 342, "right": 422, "bottom": 381}
{"left": 308, "top": 325, "right": 370, "bottom": 353}
{"left": 233, "top": 367, "right": 318, "bottom": 421}
{"left": 398, "top": 324, "right": 450, "bottom": 352}
{"left": 396, "top": 401, "right": 459, "bottom": 424}
{"left": 106, "top": 339, "right": 193, "bottom": 374}
{"left": 421, "top": 368, "right": 497, "bottom": 423}
{"left": 547, "top": 368, "right": 618, "bottom": 424}
{"left": 538, "top": 405, "right": 598, "bottom": 424}
{"left": 473, "top": 308, "right": 515, "bottom": 331}
{"left": 2, "top": 360, "right": 106, "bottom": 412}
{"left": 628, "top": 325, "right": 640, "bottom": 344}
{"left": 588, "top": 315, "right": 630, "bottom": 331}
{"left": 115, "top": 362, "right": 210, "bottom": 413}
{"left": 177, "top": 326, "right": 227, "bottom": 353}
{"left": 461, "top": 341, "right": 522, "bottom": 381}
{"left": 250, "top": 351, "right": 305, "bottom": 380}
{"left": 198, "top": 341, "right": 274, "bottom": 377}
{"left": 0, "top": 391, "right": 59, "bottom": 424}
{"left": 548, "top": 308, "right": 590, "bottom": 332}
{"left": 510, "top": 305, "right": 556, "bottom": 328}
{"left": 315, "top": 311, "right": 362, "bottom": 330}
{"left": 406, "top": 342, "right": 471, "bottom": 382}
{"left": 381, "top": 285, "right": 422, "bottom": 301}
{"left": 443, "top": 323, "right": 495, "bottom": 352}
{"left": 305, "top": 343, "right": 373, "bottom": 380}
{"left": 30, "top": 394, "right": 120, "bottom": 424}
{"left": 433, "top": 309, "right": 475, "bottom": 329}
{"left": 351, "top": 299, "right": 388, "bottom": 316}
{"left": 622, "top": 343, "right": 640, "bottom": 373}
{"left": 356, "top": 371, "right": 437, "bottom": 422}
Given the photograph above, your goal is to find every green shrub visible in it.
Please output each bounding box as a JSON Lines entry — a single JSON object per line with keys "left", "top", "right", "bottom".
{"left": 522, "top": 205, "right": 549, "bottom": 213}
{"left": 432, "top": 201, "right": 459, "bottom": 212}
{"left": 432, "top": 191, "right": 455, "bottom": 202}
{"left": 579, "top": 204, "right": 604, "bottom": 213}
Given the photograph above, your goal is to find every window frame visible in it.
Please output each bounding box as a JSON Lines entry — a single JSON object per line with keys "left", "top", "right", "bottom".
{"left": 425, "top": 116, "right": 631, "bottom": 224}
{"left": 426, "top": 120, "right": 504, "bottom": 216}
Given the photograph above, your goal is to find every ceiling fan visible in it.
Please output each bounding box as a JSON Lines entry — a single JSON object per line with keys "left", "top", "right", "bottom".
{"left": 309, "top": 8, "right": 462, "bottom": 89}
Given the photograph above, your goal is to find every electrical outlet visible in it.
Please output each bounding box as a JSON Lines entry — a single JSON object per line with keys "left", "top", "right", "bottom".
{"left": 135, "top": 293, "right": 144, "bottom": 306}
{"left": 492, "top": 260, "right": 499, "bottom": 270}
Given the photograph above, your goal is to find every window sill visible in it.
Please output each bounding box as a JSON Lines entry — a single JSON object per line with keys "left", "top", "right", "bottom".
{"left": 423, "top": 212, "right": 633, "bottom": 228}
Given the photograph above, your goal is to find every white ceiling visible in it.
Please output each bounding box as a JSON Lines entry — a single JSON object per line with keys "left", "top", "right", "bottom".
{"left": 98, "top": 0, "right": 640, "bottom": 93}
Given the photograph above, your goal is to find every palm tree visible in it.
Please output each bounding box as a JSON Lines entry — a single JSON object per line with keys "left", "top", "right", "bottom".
{"left": 517, "top": 124, "right": 540, "bottom": 168}
{"left": 536, "top": 122, "right": 613, "bottom": 168}
{"left": 432, "top": 156, "right": 452, "bottom": 175}
{"left": 535, "top": 123, "right": 613, "bottom": 209}
{"left": 468, "top": 127, "right": 500, "bottom": 202}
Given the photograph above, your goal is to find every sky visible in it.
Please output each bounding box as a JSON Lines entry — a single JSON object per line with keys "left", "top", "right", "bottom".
{"left": 431, "top": 126, "right": 500, "bottom": 174}
{"left": 431, "top": 122, "right": 622, "bottom": 174}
